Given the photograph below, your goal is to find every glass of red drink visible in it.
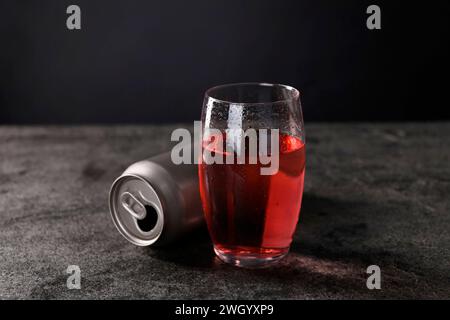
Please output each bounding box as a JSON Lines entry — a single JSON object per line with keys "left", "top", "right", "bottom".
{"left": 199, "top": 83, "right": 305, "bottom": 268}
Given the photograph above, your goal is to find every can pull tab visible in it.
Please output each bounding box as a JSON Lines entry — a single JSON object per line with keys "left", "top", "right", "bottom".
{"left": 120, "top": 192, "right": 146, "bottom": 220}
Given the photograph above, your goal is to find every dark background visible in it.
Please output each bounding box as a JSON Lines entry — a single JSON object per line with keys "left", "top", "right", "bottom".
{"left": 1, "top": 0, "right": 449, "bottom": 124}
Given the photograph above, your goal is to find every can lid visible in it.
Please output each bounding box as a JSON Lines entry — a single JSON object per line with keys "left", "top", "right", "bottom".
{"left": 109, "top": 174, "right": 164, "bottom": 246}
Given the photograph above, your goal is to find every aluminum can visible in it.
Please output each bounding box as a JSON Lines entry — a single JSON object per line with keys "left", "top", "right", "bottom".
{"left": 109, "top": 151, "right": 203, "bottom": 246}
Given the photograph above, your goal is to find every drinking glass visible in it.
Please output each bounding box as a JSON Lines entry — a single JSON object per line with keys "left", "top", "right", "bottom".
{"left": 198, "top": 83, "right": 306, "bottom": 267}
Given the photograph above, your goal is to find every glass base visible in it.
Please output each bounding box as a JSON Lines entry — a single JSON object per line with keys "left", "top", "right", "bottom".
{"left": 214, "top": 246, "right": 289, "bottom": 268}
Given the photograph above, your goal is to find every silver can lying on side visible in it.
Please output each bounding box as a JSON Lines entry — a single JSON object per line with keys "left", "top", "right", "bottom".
{"left": 109, "top": 151, "right": 203, "bottom": 246}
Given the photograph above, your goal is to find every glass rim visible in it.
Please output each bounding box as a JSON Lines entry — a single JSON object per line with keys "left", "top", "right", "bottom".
{"left": 205, "top": 82, "right": 300, "bottom": 106}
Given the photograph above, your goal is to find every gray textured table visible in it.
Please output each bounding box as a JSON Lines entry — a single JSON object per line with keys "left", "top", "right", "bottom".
{"left": 0, "top": 123, "right": 449, "bottom": 299}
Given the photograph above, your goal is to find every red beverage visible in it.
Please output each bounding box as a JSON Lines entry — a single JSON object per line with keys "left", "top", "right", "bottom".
{"left": 198, "top": 132, "right": 306, "bottom": 263}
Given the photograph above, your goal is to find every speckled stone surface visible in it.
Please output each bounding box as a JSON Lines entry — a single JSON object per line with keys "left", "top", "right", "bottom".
{"left": 0, "top": 123, "right": 449, "bottom": 299}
